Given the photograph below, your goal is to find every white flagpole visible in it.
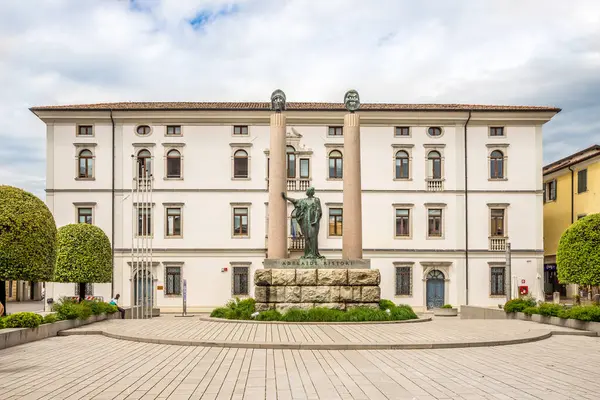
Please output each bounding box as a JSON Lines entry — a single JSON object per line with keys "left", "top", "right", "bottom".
{"left": 130, "top": 155, "right": 135, "bottom": 318}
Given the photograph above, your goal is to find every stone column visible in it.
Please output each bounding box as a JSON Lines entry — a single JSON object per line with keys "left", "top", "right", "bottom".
{"left": 342, "top": 112, "right": 363, "bottom": 259}
{"left": 267, "top": 112, "right": 287, "bottom": 259}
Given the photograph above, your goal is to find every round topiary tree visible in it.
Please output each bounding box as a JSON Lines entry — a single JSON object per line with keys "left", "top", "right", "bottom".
{"left": 557, "top": 213, "right": 600, "bottom": 287}
{"left": 54, "top": 223, "right": 112, "bottom": 302}
{"left": 0, "top": 185, "right": 57, "bottom": 315}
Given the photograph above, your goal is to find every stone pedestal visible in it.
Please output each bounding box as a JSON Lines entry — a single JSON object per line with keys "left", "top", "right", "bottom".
{"left": 342, "top": 113, "right": 363, "bottom": 259}
{"left": 267, "top": 112, "right": 287, "bottom": 259}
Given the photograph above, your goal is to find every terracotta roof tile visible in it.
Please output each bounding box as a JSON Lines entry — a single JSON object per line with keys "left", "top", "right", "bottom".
{"left": 29, "top": 101, "right": 561, "bottom": 112}
{"left": 543, "top": 144, "right": 600, "bottom": 175}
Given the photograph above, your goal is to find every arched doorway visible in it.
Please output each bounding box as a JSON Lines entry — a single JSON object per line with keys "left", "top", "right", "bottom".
{"left": 133, "top": 269, "right": 153, "bottom": 309}
{"left": 426, "top": 269, "right": 445, "bottom": 309}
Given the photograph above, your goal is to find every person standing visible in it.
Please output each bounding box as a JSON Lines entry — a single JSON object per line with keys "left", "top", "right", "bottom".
{"left": 109, "top": 294, "right": 125, "bottom": 319}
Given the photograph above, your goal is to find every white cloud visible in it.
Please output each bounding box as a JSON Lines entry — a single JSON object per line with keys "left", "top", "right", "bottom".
{"left": 1, "top": 0, "right": 600, "bottom": 198}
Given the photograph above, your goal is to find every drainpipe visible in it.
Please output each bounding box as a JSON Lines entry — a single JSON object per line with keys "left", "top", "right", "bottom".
{"left": 568, "top": 166, "right": 574, "bottom": 223}
{"left": 110, "top": 110, "right": 115, "bottom": 297}
{"left": 464, "top": 111, "right": 472, "bottom": 305}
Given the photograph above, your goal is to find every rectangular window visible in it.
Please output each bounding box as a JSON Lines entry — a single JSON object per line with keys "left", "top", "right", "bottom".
{"left": 490, "top": 266, "right": 506, "bottom": 295}
{"left": 427, "top": 209, "right": 442, "bottom": 237}
{"left": 395, "top": 209, "right": 410, "bottom": 237}
{"left": 137, "top": 207, "right": 152, "bottom": 236}
{"left": 300, "top": 159, "right": 310, "bottom": 179}
{"left": 77, "top": 207, "right": 93, "bottom": 224}
{"left": 489, "top": 127, "right": 505, "bottom": 137}
{"left": 395, "top": 266, "right": 412, "bottom": 296}
{"left": 328, "top": 126, "right": 343, "bottom": 136}
{"left": 578, "top": 169, "right": 587, "bottom": 193}
{"left": 544, "top": 180, "right": 557, "bottom": 202}
{"left": 233, "top": 207, "right": 249, "bottom": 236}
{"left": 329, "top": 208, "right": 343, "bottom": 236}
{"left": 233, "top": 267, "right": 249, "bottom": 296}
{"left": 75, "top": 283, "right": 94, "bottom": 296}
{"left": 490, "top": 209, "right": 505, "bottom": 237}
{"left": 165, "top": 267, "right": 182, "bottom": 295}
{"left": 233, "top": 125, "right": 249, "bottom": 136}
{"left": 77, "top": 125, "right": 93, "bottom": 136}
{"left": 166, "top": 125, "right": 181, "bottom": 136}
{"left": 395, "top": 127, "right": 410, "bottom": 137}
{"left": 166, "top": 207, "right": 182, "bottom": 237}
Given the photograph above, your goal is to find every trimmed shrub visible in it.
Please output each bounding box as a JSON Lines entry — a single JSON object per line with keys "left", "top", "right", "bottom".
{"left": 557, "top": 213, "right": 600, "bottom": 286}
{"left": 379, "top": 299, "right": 396, "bottom": 310}
{"left": 42, "top": 314, "right": 59, "bottom": 324}
{"left": 210, "top": 307, "right": 229, "bottom": 319}
{"left": 0, "top": 186, "right": 57, "bottom": 282}
{"left": 223, "top": 297, "right": 256, "bottom": 320}
{"left": 52, "top": 298, "right": 96, "bottom": 320}
{"left": 0, "top": 317, "right": 5, "bottom": 329}
{"left": 504, "top": 296, "right": 536, "bottom": 313}
{"left": 567, "top": 305, "right": 600, "bottom": 322}
{"left": 3, "top": 312, "right": 43, "bottom": 329}
{"left": 538, "top": 303, "right": 564, "bottom": 317}
{"left": 255, "top": 310, "right": 282, "bottom": 321}
{"left": 522, "top": 306, "right": 539, "bottom": 315}
{"left": 281, "top": 308, "right": 309, "bottom": 322}
{"left": 391, "top": 304, "right": 418, "bottom": 320}
{"left": 342, "top": 307, "right": 389, "bottom": 322}
{"left": 84, "top": 300, "right": 117, "bottom": 316}
{"left": 441, "top": 304, "right": 453, "bottom": 309}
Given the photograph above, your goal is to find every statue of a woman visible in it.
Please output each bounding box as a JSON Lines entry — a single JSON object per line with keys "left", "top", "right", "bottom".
{"left": 281, "top": 187, "right": 324, "bottom": 259}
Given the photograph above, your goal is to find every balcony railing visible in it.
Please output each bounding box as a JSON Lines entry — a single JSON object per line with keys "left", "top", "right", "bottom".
{"left": 288, "top": 236, "right": 305, "bottom": 250}
{"left": 268, "top": 178, "right": 311, "bottom": 191}
{"left": 426, "top": 178, "right": 443, "bottom": 191}
{"left": 489, "top": 236, "right": 507, "bottom": 251}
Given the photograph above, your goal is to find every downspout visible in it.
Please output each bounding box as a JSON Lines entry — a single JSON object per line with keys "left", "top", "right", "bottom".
{"left": 110, "top": 110, "right": 115, "bottom": 297}
{"left": 568, "top": 166, "right": 574, "bottom": 223}
{"left": 464, "top": 111, "right": 472, "bottom": 305}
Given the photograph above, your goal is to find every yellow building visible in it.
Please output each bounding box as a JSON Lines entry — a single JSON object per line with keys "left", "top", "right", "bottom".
{"left": 543, "top": 144, "right": 600, "bottom": 298}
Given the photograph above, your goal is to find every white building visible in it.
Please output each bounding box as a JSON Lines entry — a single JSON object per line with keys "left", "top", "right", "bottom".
{"left": 32, "top": 102, "right": 560, "bottom": 312}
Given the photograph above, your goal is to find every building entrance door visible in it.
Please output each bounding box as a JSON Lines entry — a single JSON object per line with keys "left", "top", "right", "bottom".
{"left": 426, "top": 270, "right": 445, "bottom": 309}
{"left": 133, "top": 270, "right": 153, "bottom": 310}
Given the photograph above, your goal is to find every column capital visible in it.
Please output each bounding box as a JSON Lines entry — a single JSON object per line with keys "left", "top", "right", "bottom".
{"left": 344, "top": 113, "right": 360, "bottom": 128}
{"left": 270, "top": 113, "right": 286, "bottom": 128}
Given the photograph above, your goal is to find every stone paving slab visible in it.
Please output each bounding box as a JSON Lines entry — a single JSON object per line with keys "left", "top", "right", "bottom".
{"left": 0, "top": 335, "right": 599, "bottom": 399}
{"left": 58, "top": 315, "right": 595, "bottom": 350}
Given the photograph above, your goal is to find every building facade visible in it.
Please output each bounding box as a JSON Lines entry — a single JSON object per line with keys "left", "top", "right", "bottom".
{"left": 32, "top": 102, "right": 559, "bottom": 312}
{"left": 543, "top": 144, "right": 600, "bottom": 298}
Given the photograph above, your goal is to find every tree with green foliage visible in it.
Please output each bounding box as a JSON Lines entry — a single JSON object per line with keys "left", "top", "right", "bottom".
{"left": 557, "top": 213, "right": 600, "bottom": 287}
{"left": 54, "top": 223, "right": 112, "bottom": 302}
{"left": 0, "top": 186, "right": 57, "bottom": 315}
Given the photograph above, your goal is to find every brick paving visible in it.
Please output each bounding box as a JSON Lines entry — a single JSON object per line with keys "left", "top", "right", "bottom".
{"left": 0, "top": 335, "right": 598, "bottom": 399}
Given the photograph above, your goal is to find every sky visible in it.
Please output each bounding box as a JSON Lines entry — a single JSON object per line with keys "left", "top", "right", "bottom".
{"left": 1, "top": 0, "right": 600, "bottom": 199}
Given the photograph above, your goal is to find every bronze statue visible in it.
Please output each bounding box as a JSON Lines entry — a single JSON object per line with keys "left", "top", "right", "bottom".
{"left": 344, "top": 89, "right": 360, "bottom": 112}
{"left": 270, "top": 89, "right": 286, "bottom": 112}
{"left": 282, "top": 187, "right": 324, "bottom": 259}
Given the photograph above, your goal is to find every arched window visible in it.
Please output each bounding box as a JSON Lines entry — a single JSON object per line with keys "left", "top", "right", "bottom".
{"left": 490, "top": 150, "right": 504, "bottom": 179}
{"left": 137, "top": 149, "right": 152, "bottom": 179}
{"left": 427, "top": 151, "right": 442, "bottom": 179}
{"left": 395, "top": 150, "right": 409, "bottom": 179}
{"left": 234, "top": 149, "right": 249, "bottom": 178}
{"left": 328, "top": 150, "right": 343, "bottom": 179}
{"left": 136, "top": 125, "right": 151, "bottom": 136}
{"left": 427, "top": 269, "right": 444, "bottom": 280}
{"left": 428, "top": 127, "right": 442, "bottom": 137}
{"left": 166, "top": 149, "right": 181, "bottom": 178}
{"left": 78, "top": 149, "right": 93, "bottom": 178}
{"left": 286, "top": 146, "right": 296, "bottom": 178}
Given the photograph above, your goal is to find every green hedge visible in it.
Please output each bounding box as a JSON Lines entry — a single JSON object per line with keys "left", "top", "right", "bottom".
{"left": 210, "top": 298, "right": 419, "bottom": 322}
{"left": 557, "top": 213, "right": 600, "bottom": 286}
{"left": 0, "top": 186, "right": 57, "bottom": 281}
{"left": 3, "top": 312, "right": 43, "bottom": 329}
{"left": 503, "top": 296, "right": 537, "bottom": 313}
{"left": 54, "top": 224, "right": 112, "bottom": 284}
{"left": 52, "top": 298, "right": 117, "bottom": 321}
{"left": 510, "top": 303, "right": 600, "bottom": 322}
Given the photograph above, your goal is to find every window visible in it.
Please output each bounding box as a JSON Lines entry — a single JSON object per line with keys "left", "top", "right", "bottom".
{"left": 578, "top": 169, "right": 587, "bottom": 193}
{"left": 544, "top": 180, "right": 557, "bottom": 202}
{"left": 300, "top": 159, "right": 310, "bottom": 179}
{"left": 137, "top": 149, "right": 152, "bottom": 179}
{"left": 77, "top": 125, "right": 93, "bottom": 136}
{"left": 328, "top": 150, "right": 343, "bottom": 179}
{"left": 233, "top": 150, "right": 249, "bottom": 178}
{"left": 233, "top": 207, "right": 249, "bottom": 236}
{"left": 77, "top": 207, "right": 93, "bottom": 224}
{"left": 166, "top": 207, "right": 182, "bottom": 237}
{"left": 490, "top": 150, "right": 504, "bottom": 179}
{"left": 427, "top": 209, "right": 442, "bottom": 237}
{"left": 328, "top": 126, "right": 343, "bottom": 136}
{"left": 165, "top": 267, "right": 181, "bottom": 295}
{"left": 395, "top": 151, "right": 410, "bottom": 179}
{"left": 428, "top": 127, "right": 442, "bottom": 137}
{"left": 137, "top": 207, "right": 152, "bottom": 236}
{"left": 329, "top": 208, "right": 343, "bottom": 236}
{"left": 395, "top": 209, "right": 410, "bottom": 237}
{"left": 136, "top": 125, "right": 151, "bottom": 135}
{"left": 233, "top": 125, "right": 248, "bottom": 136}
{"left": 75, "top": 283, "right": 93, "bottom": 296}
{"left": 166, "top": 125, "right": 181, "bottom": 136}
{"left": 427, "top": 151, "right": 442, "bottom": 179}
{"left": 233, "top": 267, "right": 249, "bottom": 295}
{"left": 395, "top": 127, "right": 410, "bottom": 137}
{"left": 490, "top": 266, "right": 506, "bottom": 296}
{"left": 166, "top": 149, "right": 181, "bottom": 178}
{"left": 78, "top": 149, "right": 93, "bottom": 179}
{"left": 490, "top": 127, "right": 505, "bottom": 137}
{"left": 490, "top": 209, "right": 505, "bottom": 237}
{"left": 286, "top": 146, "right": 296, "bottom": 178}
{"left": 395, "top": 266, "right": 412, "bottom": 296}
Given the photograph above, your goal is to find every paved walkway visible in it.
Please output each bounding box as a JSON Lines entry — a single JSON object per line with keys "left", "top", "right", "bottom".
{"left": 59, "top": 315, "right": 592, "bottom": 350}
{"left": 0, "top": 335, "right": 598, "bottom": 399}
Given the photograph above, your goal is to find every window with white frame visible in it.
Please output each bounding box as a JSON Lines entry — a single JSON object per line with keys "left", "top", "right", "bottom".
{"left": 232, "top": 266, "right": 249, "bottom": 295}
{"left": 427, "top": 209, "right": 443, "bottom": 237}
{"left": 77, "top": 207, "right": 93, "bottom": 224}
{"left": 544, "top": 180, "right": 557, "bottom": 202}
{"left": 395, "top": 208, "right": 410, "bottom": 237}
{"left": 328, "top": 150, "right": 343, "bottom": 179}
{"left": 489, "top": 127, "right": 505, "bottom": 137}
{"left": 166, "top": 149, "right": 182, "bottom": 178}
{"left": 137, "top": 149, "right": 152, "bottom": 179}
{"left": 395, "top": 126, "right": 410, "bottom": 137}
{"left": 78, "top": 149, "right": 94, "bottom": 179}
{"left": 427, "top": 150, "right": 442, "bottom": 179}
{"left": 395, "top": 150, "right": 410, "bottom": 179}
{"left": 166, "top": 125, "right": 182, "bottom": 136}
{"left": 166, "top": 207, "right": 182, "bottom": 237}
{"left": 329, "top": 208, "right": 343, "bottom": 236}
{"left": 233, "top": 206, "right": 249, "bottom": 237}
{"left": 165, "top": 266, "right": 182, "bottom": 295}
{"left": 395, "top": 266, "right": 412, "bottom": 296}
{"left": 490, "top": 265, "right": 506, "bottom": 296}
{"left": 137, "top": 206, "right": 152, "bottom": 236}
{"left": 490, "top": 208, "right": 505, "bottom": 237}
{"left": 77, "top": 125, "right": 93, "bottom": 136}
{"left": 328, "top": 126, "right": 343, "bottom": 136}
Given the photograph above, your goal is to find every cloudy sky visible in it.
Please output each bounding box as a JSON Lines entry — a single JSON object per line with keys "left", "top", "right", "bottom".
{"left": 1, "top": 0, "right": 599, "bottom": 198}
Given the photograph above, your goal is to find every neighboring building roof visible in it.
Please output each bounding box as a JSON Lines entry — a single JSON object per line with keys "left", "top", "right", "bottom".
{"left": 543, "top": 144, "right": 600, "bottom": 175}
{"left": 29, "top": 101, "right": 561, "bottom": 112}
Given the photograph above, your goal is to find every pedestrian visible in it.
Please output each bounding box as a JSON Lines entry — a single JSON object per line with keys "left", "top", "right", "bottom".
{"left": 109, "top": 294, "right": 125, "bottom": 319}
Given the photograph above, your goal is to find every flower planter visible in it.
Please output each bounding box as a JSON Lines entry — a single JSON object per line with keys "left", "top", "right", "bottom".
{"left": 433, "top": 307, "right": 458, "bottom": 317}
